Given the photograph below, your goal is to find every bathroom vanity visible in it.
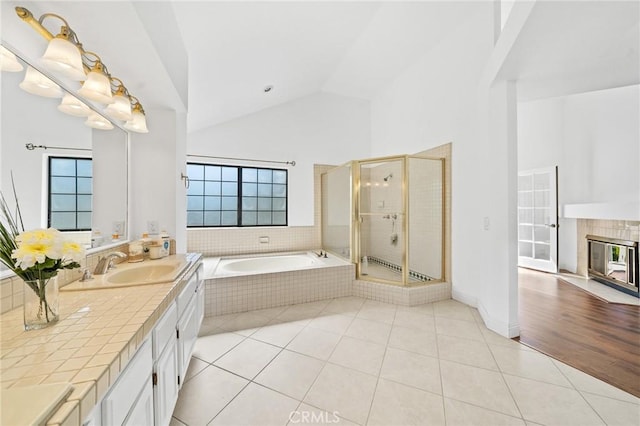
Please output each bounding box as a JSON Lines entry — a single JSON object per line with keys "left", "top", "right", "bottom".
{"left": 0, "top": 254, "right": 203, "bottom": 426}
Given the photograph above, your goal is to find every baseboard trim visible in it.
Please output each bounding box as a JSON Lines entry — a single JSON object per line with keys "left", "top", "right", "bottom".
{"left": 451, "top": 287, "right": 478, "bottom": 308}
{"left": 477, "top": 301, "right": 520, "bottom": 338}
{"left": 453, "top": 286, "right": 520, "bottom": 338}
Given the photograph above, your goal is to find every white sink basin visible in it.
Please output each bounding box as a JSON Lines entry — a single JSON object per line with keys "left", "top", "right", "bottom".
{"left": 62, "top": 255, "right": 190, "bottom": 291}
{"left": 106, "top": 262, "right": 185, "bottom": 284}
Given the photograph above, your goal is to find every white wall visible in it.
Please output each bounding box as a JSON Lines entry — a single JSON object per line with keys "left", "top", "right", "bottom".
{"left": 518, "top": 85, "right": 640, "bottom": 272}
{"left": 130, "top": 109, "right": 188, "bottom": 251}
{"left": 369, "top": 6, "right": 522, "bottom": 335}
{"left": 1, "top": 69, "right": 91, "bottom": 230}
{"left": 188, "top": 92, "right": 371, "bottom": 226}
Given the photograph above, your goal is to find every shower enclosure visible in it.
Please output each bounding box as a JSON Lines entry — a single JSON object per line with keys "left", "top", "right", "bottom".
{"left": 322, "top": 155, "right": 444, "bottom": 286}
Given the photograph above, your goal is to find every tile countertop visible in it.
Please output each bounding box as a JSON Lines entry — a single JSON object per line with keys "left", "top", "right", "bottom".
{"left": 0, "top": 253, "right": 202, "bottom": 426}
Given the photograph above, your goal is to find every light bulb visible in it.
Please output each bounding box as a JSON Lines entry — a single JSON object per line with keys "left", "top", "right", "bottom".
{"left": 124, "top": 105, "right": 149, "bottom": 133}
{"left": 85, "top": 112, "right": 114, "bottom": 130}
{"left": 58, "top": 93, "right": 91, "bottom": 117}
{"left": 78, "top": 62, "right": 113, "bottom": 104}
{"left": 41, "top": 36, "right": 86, "bottom": 81}
{"left": 0, "top": 46, "right": 23, "bottom": 72}
{"left": 19, "top": 66, "right": 63, "bottom": 98}
{"left": 104, "top": 88, "right": 132, "bottom": 121}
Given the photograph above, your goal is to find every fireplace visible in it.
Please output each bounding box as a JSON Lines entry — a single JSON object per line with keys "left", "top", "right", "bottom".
{"left": 587, "top": 235, "right": 639, "bottom": 297}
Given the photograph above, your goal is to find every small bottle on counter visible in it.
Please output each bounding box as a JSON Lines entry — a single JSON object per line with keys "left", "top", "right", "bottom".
{"left": 159, "top": 230, "right": 171, "bottom": 258}
{"left": 91, "top": 229, "right": 104, "bottom": 248}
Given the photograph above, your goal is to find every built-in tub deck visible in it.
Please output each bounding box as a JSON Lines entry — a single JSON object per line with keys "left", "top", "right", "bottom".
{"left": 203, "top": 251, "right": 351, "bottom": 279}
{"left": 203, "top": 251, "right": 355, "bottom": 316}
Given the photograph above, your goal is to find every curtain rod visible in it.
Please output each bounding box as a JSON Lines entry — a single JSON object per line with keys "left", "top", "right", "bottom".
{"left": 25, "top": 143, "right": 91, "bottom": 152}
{"left": 187, "top": 154, "right": 296, "bottom": 167}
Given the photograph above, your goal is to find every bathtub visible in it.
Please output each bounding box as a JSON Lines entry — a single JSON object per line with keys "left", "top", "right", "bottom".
{"left": 206, "top": 251, "right": 348, "bottom": 278}
{"left": 203, "top": 251, "right": 354, "bottom": 315}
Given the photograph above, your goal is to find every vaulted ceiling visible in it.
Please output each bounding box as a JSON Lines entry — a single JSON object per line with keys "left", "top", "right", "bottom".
{"left": 3, "top": 1, "right": 638, "bottom": 134}
{"left": 172, "top": 1, "right": 487, "bottom": 132}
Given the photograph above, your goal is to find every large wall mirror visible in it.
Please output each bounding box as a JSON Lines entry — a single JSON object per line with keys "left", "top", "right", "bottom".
{"left": 0, "top": 42, "right": 128, "bottom": 250}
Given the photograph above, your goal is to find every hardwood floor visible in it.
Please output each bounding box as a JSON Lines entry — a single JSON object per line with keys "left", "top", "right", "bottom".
{"left": 516, "top": 268, "right": 640, "bottom": 397}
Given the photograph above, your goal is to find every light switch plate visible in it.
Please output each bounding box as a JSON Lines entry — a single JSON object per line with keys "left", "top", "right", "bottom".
{"left": 112, "top": 221, "right": 124, "bottom": 235}
{"left": 148, "top": 220, "right": 159, "bottom": 235}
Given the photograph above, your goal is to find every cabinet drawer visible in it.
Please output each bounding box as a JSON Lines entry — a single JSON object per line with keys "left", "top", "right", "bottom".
{"left": 153, "top": 302, "right": 177, "bottom": 359}
{"left": 102, "top": 339, "right": 152, "bottom": 426}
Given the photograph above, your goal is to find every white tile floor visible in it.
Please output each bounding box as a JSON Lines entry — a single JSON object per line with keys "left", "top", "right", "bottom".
{"left": 171, "top": 297, "right": 640, "bottom": 426}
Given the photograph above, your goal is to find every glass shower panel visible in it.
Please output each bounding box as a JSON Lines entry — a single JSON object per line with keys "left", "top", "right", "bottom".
{"left": 321, "top": 163, "right": 352, "bottom": 261}
{"left": 358, "top": 159, "right": 405, "bottom": 284}
{"left": 407, "top": 157, "right": 443, "bottom": 283}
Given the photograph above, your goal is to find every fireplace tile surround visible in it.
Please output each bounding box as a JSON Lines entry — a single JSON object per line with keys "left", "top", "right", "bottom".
{"left": 577, "top": 219, "right": 640, "bottom": 277}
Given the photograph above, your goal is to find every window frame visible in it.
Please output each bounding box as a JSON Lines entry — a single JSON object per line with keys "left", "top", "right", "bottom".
{"left": 186, "top": 162, "right": 288, "bottom": 228}
{"left": 47, "top": 156, "right": 93, "bottom": 231}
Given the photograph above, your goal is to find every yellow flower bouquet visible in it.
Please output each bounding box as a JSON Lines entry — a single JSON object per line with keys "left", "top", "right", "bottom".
{"left": 0, "top": 193, "right": 84, "bottom": 329}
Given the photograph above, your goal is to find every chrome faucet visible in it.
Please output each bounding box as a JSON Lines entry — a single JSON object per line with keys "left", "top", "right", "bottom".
{"left": 93, "top": 251, "right": 127, "bottom": 275}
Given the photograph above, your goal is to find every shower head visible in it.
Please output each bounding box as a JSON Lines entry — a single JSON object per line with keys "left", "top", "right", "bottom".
{"left": 383, "top": 173, "right": 393, "bottom": 182}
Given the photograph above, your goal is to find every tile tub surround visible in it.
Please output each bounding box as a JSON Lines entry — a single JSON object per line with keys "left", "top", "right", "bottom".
{"left": 173, "top": 298, "right": 639, "bottom": 426}
{"left": 0, "top": 253, "right": 202, "bottom": 426}
{"left": 204, "top": 260, "right": 355, "bottom": 316}
{"left": 0, "top": 242, "right": 131, "bottom": 315}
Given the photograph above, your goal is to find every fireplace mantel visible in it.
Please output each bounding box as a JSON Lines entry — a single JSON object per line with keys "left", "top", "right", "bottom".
{"left": 564, "top": 201, "right": 640, "bottom": 221}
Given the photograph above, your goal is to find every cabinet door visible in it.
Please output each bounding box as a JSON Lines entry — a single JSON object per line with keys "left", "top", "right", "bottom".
{"left": 102, "top": 340, "right": 152, "bottom": 425}
{"left": 178, "top": 299, "right": 198, "bottom": 383}
{"left": 154, "top": 335, "right": 179, "bottom": 426}
{"left": 124, "top": 376, "right": 154, "bottom": 426}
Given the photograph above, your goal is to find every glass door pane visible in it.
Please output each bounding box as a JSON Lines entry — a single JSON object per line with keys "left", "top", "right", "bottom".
{"left": 321, "top": 163, "right": 352, "bottom": 260}
{"left": 358, "top": 158, "right": 405, "bottom": 284}
{"left": 517, "top": 167, "right": 558, "bottom": 273}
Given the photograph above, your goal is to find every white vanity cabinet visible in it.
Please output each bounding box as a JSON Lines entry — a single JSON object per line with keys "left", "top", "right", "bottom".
{"left": 83, "top": 260, "right": 204, "bottom": 426}
{"left": 177, "top": 264, "right": 204, "bottom": 386}
{"left": 152, "top": 302, "right": 179, "bottom": 426}
{"left": 102, "top": 339, "right": 153, "bottom": 425}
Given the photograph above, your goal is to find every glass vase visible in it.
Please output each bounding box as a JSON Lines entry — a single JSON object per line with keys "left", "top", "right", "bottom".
{"left": 23, "top": 276, "right": 59, "bottom": 330}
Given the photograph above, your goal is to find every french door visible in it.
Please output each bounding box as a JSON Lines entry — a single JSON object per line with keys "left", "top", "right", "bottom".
{"left": 517, "top": 167, "right": 558, "bottom": 273}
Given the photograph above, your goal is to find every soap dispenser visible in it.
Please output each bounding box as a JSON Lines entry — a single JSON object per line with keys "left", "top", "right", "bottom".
{"left": 159, "top": 230, "right": 170, "bottom": 257}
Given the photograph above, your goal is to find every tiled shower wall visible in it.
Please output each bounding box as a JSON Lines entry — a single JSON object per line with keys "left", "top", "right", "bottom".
{"left": 0, "top": 242, "right": 130, "bottom": 314}
{"left": 414, "top": 143, "right": 452, "bottom": 282}
{"left": 576, "top": 219, "right": 640, "bottom": 276}
{"left": 408, "top": 157, "right": 444, "bottom": 279}
{"left": 361, "top": 161, "right": 405, "bottom": 267}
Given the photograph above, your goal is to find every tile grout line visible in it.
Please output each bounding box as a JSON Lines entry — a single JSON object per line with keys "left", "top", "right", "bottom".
{"left": 363, "top": 303, "right": 399, "bottom": 426}
{"left": 434, "top": 309, "right": 448, "bottom": 426}
{"left": 552, "top": 361, "right": 612, "bottom": 426}
{"left": 292, "top": 300, "right": 360, "bottom": 423}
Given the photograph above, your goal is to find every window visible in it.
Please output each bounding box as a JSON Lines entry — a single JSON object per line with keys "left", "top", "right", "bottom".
{"left": 186, "top": 163, "right": 287, "bottom": 227}
{"left": 48, "top": 157, "right": 92, "bottom": 231}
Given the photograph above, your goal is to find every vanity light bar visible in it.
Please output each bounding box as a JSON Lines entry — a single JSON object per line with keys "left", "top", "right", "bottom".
{"left": 14, "top": 6, "right": 149, "bottom": 133}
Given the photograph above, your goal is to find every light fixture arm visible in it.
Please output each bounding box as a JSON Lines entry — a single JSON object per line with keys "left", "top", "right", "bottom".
{"left": 15, "top": 6, "right": 148, "bottom": 133}
{"left": 15, "top": 7, "right": 54, "bottom": 41}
